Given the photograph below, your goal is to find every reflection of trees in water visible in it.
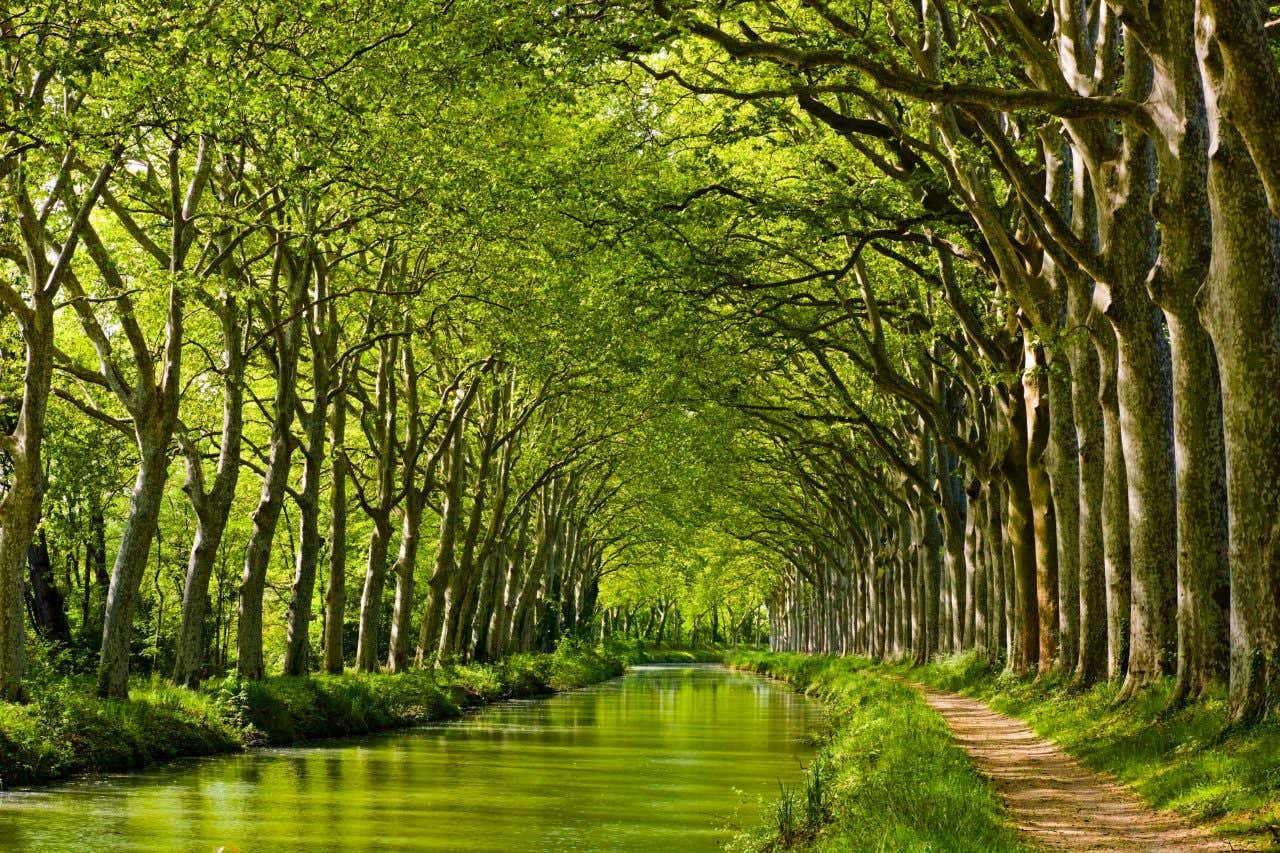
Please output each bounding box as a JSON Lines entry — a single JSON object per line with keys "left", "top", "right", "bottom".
{"left": 13, "top": 666, "right": 819, "bottom": 851}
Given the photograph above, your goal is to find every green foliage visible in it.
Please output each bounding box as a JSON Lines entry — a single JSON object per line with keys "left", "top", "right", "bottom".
{"left": 803, "top": 762, "right": 828, "bottom": 829}
{"left": 545, "top": 638, "right": 625, "bottom": 690}
{"left": 212, "top": 641, "right": 623, "bottom": 746}
{"left": 603, "top": 635, "right": 729, "bottom": 664}
{"left": 0, "top": 646, "right": 622, "bottom": 789}
{"left": 211, "top": 671, "right": 460, "bottom": 746}
{"left": 0, "top": 675, "right": 239, "bottom": 789}
{"left": 764, "top": 763, "right": 827, "bottom": 849}
{"left": 726, "top": 651, "right": 1026, "bottom": 852}
{"left": 773, "top": 781, "right": 799, "bottom": 846}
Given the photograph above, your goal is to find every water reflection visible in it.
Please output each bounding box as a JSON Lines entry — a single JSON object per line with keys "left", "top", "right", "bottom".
{"left": 0, "top": 665, "right": 820, "bottom": 852}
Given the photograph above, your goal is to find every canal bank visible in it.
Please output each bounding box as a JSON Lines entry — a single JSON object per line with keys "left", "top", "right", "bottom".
{"left": 726, "top": 651, "right": 1025, "bottom": 852}
{"left": 0, "top": 643, "right": 622, "bottom": 790}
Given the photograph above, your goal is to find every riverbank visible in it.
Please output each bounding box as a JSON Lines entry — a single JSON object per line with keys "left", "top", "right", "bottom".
{"left": 875, "top": 652, "right": 1280, "bottom": 847}
{"left": 0, "top": 642, "right": 622, "bottom": 790}
{"left": 725, "top": 650, "right": 1025, "bottom": 851}
{"left": 0, "top": 661, "right": 820, "bottom": 851}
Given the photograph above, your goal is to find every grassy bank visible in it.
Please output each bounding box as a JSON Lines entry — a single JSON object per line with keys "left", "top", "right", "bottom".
{"left": 875, "top": 652, "right": 1280, "bottom": 846}
{"left": 0, "top": 641, "right": 622, "bottom": 789}
{"left": 726, "top": 650, "right": 1025, "bottom": 851}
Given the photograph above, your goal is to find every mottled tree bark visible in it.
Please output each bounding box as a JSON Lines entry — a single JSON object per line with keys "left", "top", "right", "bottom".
{"left": 999, "top": 385, "right": 1039, "bottom": 674}
{"left": 1068, "top": 290, "right": 1108, "bottom": 684}
{"left": 388, "top": 362, "right": 483, "bottom": 671}
{"left": 386, "top": 372, "right": 426, "bottom": 673}
{"left": 235, "top": 417, "right": 296, "bottom": 680}
{"left": 1093, "top": 315, "right": 1132, "bottom": 679}
{"left": 0, "top": 139, "right": 118, "bottom": 700}
{"left": 1143, "top": 2, "right": 1230, "bottom": 703}
{"left": 1025, "top": 341, "right": 1061, "bottom": 671}
{"left": 1196, "top": 0, "right": 1280, "bottom": 217}
{"left": 1195, "top": 50, "right": 1280, "bottom": 720}
{"left": 99, "top": 431, "right": 172, "bottom": 697}
{"left": 1046, "top": 353, "right": 1080, "bottom": 672}
{"left": 93, "top": 138, "right": 206, "bottom": 698}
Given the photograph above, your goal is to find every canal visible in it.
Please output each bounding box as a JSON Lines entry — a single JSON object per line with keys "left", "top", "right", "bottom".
{"left": 0, "top": 664, "right": 822, "bottom": 851}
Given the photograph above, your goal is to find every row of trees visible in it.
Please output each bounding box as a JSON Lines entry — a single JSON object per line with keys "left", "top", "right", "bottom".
{"left": 0, "top": 1, "right": 697, "bottom": 702}
{"left": 8, "top": 0, "right": 1277, "bottom": 726}
{"left": 568, "top": 0, "right": 1280, "bottom": 723}
{"left": 0, "top": 1, "right": 793, "bottom": 707}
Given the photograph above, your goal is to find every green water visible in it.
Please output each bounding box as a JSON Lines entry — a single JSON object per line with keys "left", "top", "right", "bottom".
{"left": 0, "top": 665, "right": 822, "bottom": 851}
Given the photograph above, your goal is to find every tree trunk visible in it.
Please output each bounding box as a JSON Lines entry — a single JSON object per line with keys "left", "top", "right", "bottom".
{"left": 1111, "top": 301, "right": 1178, "bottom": 694}
{"left": 235, "top": 418, "right": 295, "bottom": 681}
{"left": 489, "top": 502, "right": 531, "bottom": 659}
{"left": 417, "top": 421, "right": 466, "bottom": 666}
{"left": 355, "top": 336, "right": 399, "bottom": 672}
{"left": 1026, "top": 341, "right": 1061, "bottom": 671}
{"left": 470, "top": 545, "right": 505, "bottom": 662}
{"left": 1046, "top": 352, "right": 1080, "bottom": 672}
{"left": 27, "top": 528, "right": 70, "bottom": 646}
{"left": 1068, "top": 283, "right": 1108, "bottom": 684}
{"left": 172, "top": 497, "right": 228, "bottom": 688}
{"left": 1196, "top": 104, "right": 1280, "bottom": 722}
{"left": 322, "top": 389, "right": 348, "bottom": 674}
{"left": 235, "top": 256, "right": 303, "bottom": 682}
{"left": 983, "top": 494, "right": 1006, "bottom": 658}
{"left": 1164, "top": 308, "right": 1231, "bottom": 702}
{"left": 172, "top": 296, "right": 243, "bottom": 688}
{"left": 354, "top": 517, "right": 393, "bottom": 671}
{"left": 0, "top": 354, "right": 41, "bottom": 697}
{"left": 387, "top": 490, "right": 424, "bottom": 672}
{"left": 282, "top": 404, "right": 326, "bottom": 676}
{"left": 0, "top": 150, "right": 117, "bottom": 701}
{"left": 1001, "top": 387, "right": 1039, "bottom": 674}
{"left": 1094, "top": 319, "right": 1132, "bottom": 678}
{"left": 283, "top": 267, "right": 337, "bottom": 677}
{"left": 98, "top": 432, "right": 170, "bottom": 698}
{"left": 963, "top": 497, "right": 978, "bottom": 650}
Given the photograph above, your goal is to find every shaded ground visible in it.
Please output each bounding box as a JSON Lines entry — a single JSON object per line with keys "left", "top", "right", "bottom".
{"left": 914, "top": 683, "right": 1230, "bottom": 851}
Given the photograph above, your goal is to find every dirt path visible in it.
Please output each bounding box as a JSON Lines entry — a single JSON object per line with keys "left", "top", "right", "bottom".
{"left": 911, "top": 683, "right": 1230, "bottom": 851}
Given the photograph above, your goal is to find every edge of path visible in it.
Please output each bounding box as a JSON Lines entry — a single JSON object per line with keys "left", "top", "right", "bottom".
{"left": 893, "top": 674, "right": 1235, "bottom": 852}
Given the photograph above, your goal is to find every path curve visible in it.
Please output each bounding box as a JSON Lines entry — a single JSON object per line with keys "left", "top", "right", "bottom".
{"left": 909, "top": 682, "right": 1229, "bottom": 851}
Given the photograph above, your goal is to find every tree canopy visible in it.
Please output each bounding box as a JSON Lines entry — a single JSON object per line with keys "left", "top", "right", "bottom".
{"left": 2, "top": 0, "right": 1278, "bottom": 725}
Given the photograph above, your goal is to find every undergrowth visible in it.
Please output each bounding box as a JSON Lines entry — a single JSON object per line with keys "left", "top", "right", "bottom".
{"left": 0, "top": 639, "right": 622, "bottom": 789}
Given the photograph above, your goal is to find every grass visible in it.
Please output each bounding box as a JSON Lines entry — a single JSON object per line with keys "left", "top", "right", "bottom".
{"left": 0, "top": 639, "right": 622, "bottom": 789}
{"left": 873, "top": 651, "right": 1280, "bottom": 846}
{"left": 0, "top": 678, "right": 240, "bottom": 787}
{"left": 726, "top": 650, "right": 1027, "bottom": 852}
